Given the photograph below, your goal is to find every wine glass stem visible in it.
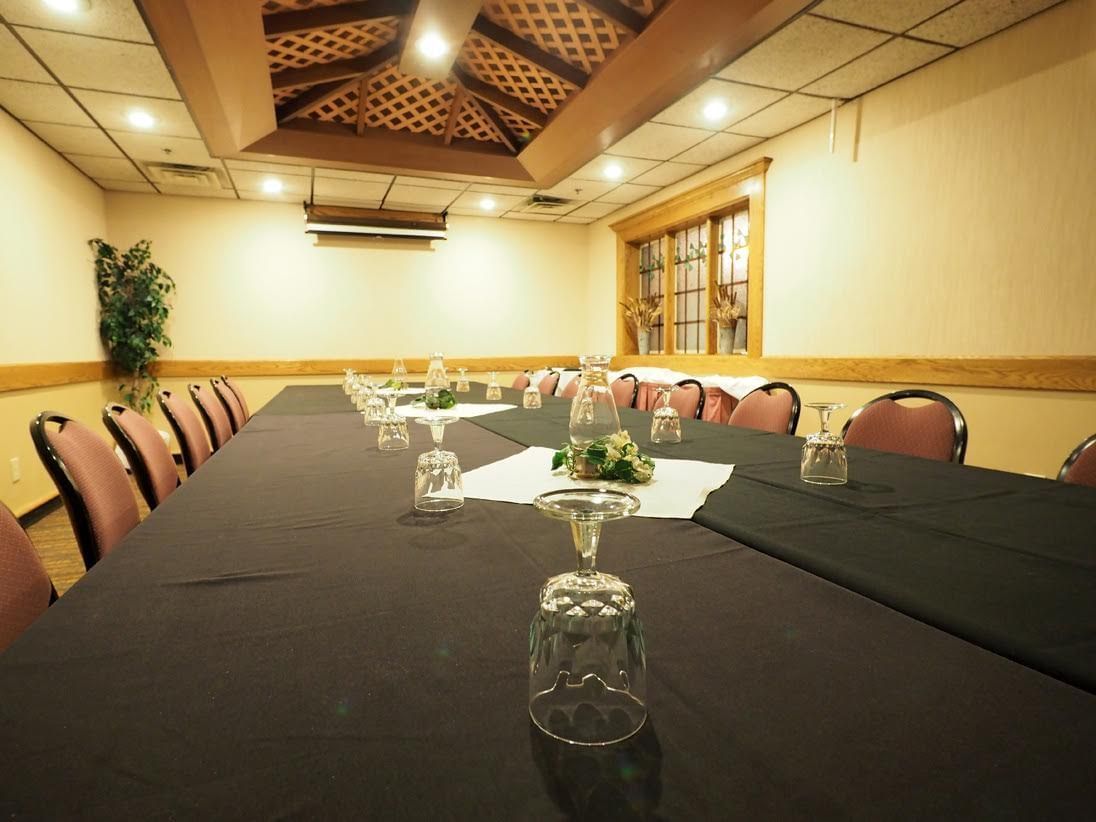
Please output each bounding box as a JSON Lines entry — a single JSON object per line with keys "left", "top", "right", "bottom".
{"left": 570, "top": 521, "right": 600, "bottom": 575}
{"left": 818, "top": 407, "right": 831, "bottom": 434}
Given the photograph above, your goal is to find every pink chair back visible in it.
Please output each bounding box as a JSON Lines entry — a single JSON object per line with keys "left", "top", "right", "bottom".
{"left": 561, "top": 377, "right": 580, "bottom": 399}
{"left": 223, "top": 376, "right": 251, "bottom": 421}
{"left": 0, "top": 501, "right": 54, "bottom": 652}
{"left": 512, "top": 373, "right": 530, "bottom": 390}
{"left": 189, "top": 384, "right": 233, "bottom": 450}
{"left": 538, "top": 372, "right": 560, "bottom": 396}
{"left": 212, "top": 378, "right": 246, "bottom": 433}
{"left": 158, "top": 390, "right": 211, "bottom": 476}
{"left": 610, "top": 375, "right": 637, "bottom": 408}
{"left": 104, "top": 404, "right": 179, "bottom": 510}
{"left": 30, "top": 413, "right": 140, "bottom": 569}
{"left": 843, "top": 391, "right": 966, "bottom": 463}
{"left": 668, "top": 381, "right": 703, "bottom": 419}
{"left": 1060, "top": 434, "right": 1096, "bottom": 487}
{"left": 729, "top": 383, "right": 800, "bottom": 435}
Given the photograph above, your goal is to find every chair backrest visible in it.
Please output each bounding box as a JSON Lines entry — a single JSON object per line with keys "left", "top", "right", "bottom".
{"left": 29, "top": 412, "right": 140, "bottom": 570}
{"left": 157, "top": 390, "right": 211, "bottom": 476}
{"left": 728, "top": 382, "right": 801, "bottom": 435}
{"left": 189, "top": 383, "right": 233, "bottom": 451}
{"left": 511, "top": 373, "right": 530, "bottom": 390}
{"left": 211, "top": 378, "right": 246, "bottom": 433}
{"left": 1059, "top": 433, "right": 1096, "bottom": 486}
{"left": 538, "top": 371, "right": 560, "bottom": 396}
{"left": 669, "top": 379, "right": 705, "bottom": 420}
{"left": 102, "top": 403, "right": 179, "bottom": 510}
{"left": 842, "top": 389, "right": 967, "bottom": 463}
{"left": 561, "top": 377, "right": 580, "bottom": 399}
{"left": 0, "top": 501, "right": 56, "bottom": 652}
{"left": 222, "top": 376, "right": 251, "bottom": 422}
{"left": 610, "top": 374, "right": 639, "bottom": 409}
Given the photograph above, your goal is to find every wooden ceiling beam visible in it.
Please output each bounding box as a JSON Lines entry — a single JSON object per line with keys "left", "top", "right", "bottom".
{"left": 572, "top": 0, "right": 647, "bottom": 35}
{"left": 474, "top": 98, "right": 517, "bottom": 154}
{"left": 470, "top": 14, "right": 588, "bottom": 89}
{"left": 399, "top": 0, "right": 481, "bottom": 81}
{"left": 271, "top": 40, "right": 399, "bottom": 90}
{"left": 276, "top": 77, "right": 360, "bottom": 123}
{"left": 443, "top": 86, "right": 466, "bottom": 146}
{"left": 451, "top": 67, "right": 547, "bottom": 130}
{"left": 262, "top": 0, "right": 414, "bottom": 38}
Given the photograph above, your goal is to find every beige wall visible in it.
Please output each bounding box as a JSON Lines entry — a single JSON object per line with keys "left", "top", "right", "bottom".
{"left": 105, "top": 194, "right": 590, "bottom": 360}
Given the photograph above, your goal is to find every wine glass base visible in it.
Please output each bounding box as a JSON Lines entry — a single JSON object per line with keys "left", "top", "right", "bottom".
{"left": 801, "top": 475, "right": 847, "bottom": 485}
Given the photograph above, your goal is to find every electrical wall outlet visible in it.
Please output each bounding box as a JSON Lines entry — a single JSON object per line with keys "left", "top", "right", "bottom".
{"left": 9, "top": 457, "right": 20, "bottom": 483}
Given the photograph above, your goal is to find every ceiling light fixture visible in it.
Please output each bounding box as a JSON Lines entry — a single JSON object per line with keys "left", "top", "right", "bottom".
{"left": 417, "top": 32, "right": 448, "bottom": 60}
{"left": 702, "top": 99, "right": 729, "bottom": 121}
{"left": 603, "top": 163, "right": 623, "bottom": 180}
{"left": 43, "top": 0, "right": 90, "bottom": 12}
{"left": 126, "top": 110, "right": 156, "bottom": 130}
{"left": 261, "top": 178, "right": 284, "bottom": 194}
{"left": 479, "top": 197, "right": 496, "bottom": 211}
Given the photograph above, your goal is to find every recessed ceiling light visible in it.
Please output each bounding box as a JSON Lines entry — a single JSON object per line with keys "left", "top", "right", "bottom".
{"left": 43, "top": 0, "right": 90, "bottom": 12}
{"left": 417, "top": 32, "right": 448, "bottom": 59}
{"left": 261, "top": 178, "right": 283, "bottom": 194}
{"left": 603, "top": 163, "right": 623, "bottom": 180}
{"left": 126, "top": 110, "right": 156, "bottom": 130}
{"left": 479, "top": 197, "right": 496, "bottom": 211}
{"left": 702, "top": 99, "right": 729, "bottom": 121}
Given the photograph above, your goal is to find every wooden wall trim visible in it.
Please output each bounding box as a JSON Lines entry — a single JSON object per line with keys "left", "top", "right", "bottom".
{"left": 0, "top": 361, "right": 112, "bottom": 393}
{"left": 611, "top": 355, "right": 1096, "bottom": 392}
{"left": 150, "top": 357, "right": 582, "bottom": 377}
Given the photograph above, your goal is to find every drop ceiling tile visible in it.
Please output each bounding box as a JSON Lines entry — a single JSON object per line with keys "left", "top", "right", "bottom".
{"left": 652, "top": 78, "right": 786, "bottom": 130}
{"left": 314, "top": 167, "right": 391, "bottom": 183}
{"left": 71, "top": 90, "right": 200, "bottom": 138}
{"left": 313, "top": 177, "right": 390, "bottom": 202}
{"left": 803, "top": 37, "right": 952, "bottom": 98}
{"left": 909, "top": 0, "right": 1063, "bottom": 47}
{"left": 94, "top": 178, "right": 155, "bottom": 193}
{"left": 0, "top": 78, "right": 92, "bottom": 124}
{"left": 239, "top": 190, "right": 304, "bottom": 202}
{"left": 672, "top": 132, "right": 763, "bottom": 165}
{"left": 501, "top": 212, "right": 559, "bottom": 222}
{"left": 631, "top": 161, "right": 704, "bottom": 187}
{"left": 317, "top": 198, "right": 383, "bottom": 209}
{"left": 64, "top": 153, "right": 143, "bottom": 181}
{"left": 392, "top": 175, "right": 467, "bottom": 190}
{"left": 607, "top": 122, "right": 713, "bottom": 161}
{"left": 568, "top": 202, "right": 622, "bottom": 219}
{"left": 596, "top": 183, "right": 661, "bottom": 205}
{"left": 164, "top": 185, "right": 237, "bottom": 199}
{"left": 537, "top": 177, "right": 616, "bottom": 200}
{"left": 557, "top": 216, "right": 595, "bottom": 224}
{"left": 383, "top": 184, "right": 461, "bottom": 208}
{"left": 466, "top": 183, "right": 537, "bottom": 196}
{"left": 811, "top": 0, "right": 958, "bottom": 32}
{"left": 571, "top": 154, "right": 660, "bottom": 184}
{"left": 440, "top": 207, "right": 497, "bottom": 217}
{"left": 449, "top": 191, "right": 526, "bottom": 211}
{"left": 0, "top": 26, "right": 51, "bottom": 82}
{"left": 0, "top": 0, "right": 152, "bottom": 43}
{"left": 226, "top": 159, "right": 312, "bottom": 175}
{"left": 717, "top": 14, "right": 889, "bottom": 91}
{"left": 16, "top": 28, "right": 178, "bottom": 98}
{"left": 27, "top": 122, "right": 120, "bottom": 156}
{"left": 730, "top": 93, "right": 833, "bottom": 138}
{"left": 108, "top": 131, "right": 213, "bottom": 165}
{"left": 230, "top": 169, "right": 311, "bottom": 195}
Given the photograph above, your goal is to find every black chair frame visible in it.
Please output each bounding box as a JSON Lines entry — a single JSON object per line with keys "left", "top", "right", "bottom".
{"left": 1058, "top": 433, "right": 1096, "bottom": 481}
{"left": 188, "top": 383, "right": 228, "bottom": 452}
{"left": 613, "top": 373, "right": 640, "bottom": 409}
{"left": 841, "top": 388, "right": 968, "bottom": 464}
{"left": 102, "top": 403, "right": 178, "bottom": 510}
{"left": 157, "top": 390, "right": 205, "bottom": 476}
{"left": 29, "top": 412, "right": 103, "bottom": 571}
{"left": 738, "top": 381, "right": 802, "bottom": 435}
{"left": 674, "top": 378, "right": 706, "bottom": 420}
{"left": 210, "top": 378, "right": 243, "bottom": 434}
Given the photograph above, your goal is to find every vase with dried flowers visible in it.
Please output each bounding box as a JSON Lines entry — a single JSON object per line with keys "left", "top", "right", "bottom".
{"left": 620, "top": 295, "right": 662, "bottom": 355}
{"left": 712, "top": 285, "right": 741, "bottom": 355}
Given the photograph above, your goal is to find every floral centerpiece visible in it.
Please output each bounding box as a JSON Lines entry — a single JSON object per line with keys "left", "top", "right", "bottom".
{"left": 552, "top": 431, "right": 655, "bottom": 484}
{"left": 712, "top": 284, "right": 741, "bottom": 354}
{"left": 620, "top": 296, "right": 662, "bottom": 356}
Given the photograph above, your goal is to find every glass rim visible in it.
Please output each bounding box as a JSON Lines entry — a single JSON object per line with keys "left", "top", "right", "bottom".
{"left": 533, "top": 488, "right": 640, "bottom": 521}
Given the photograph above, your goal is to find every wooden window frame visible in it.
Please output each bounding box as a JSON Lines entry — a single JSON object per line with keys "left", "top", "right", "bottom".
{"left": 611, "top": 157, "right": 771, "bottom": 360}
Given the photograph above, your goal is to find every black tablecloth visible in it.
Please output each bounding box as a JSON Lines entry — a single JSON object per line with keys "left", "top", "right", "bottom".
{"left": 0, "top": 386, "right": 1093, "bottom": 818}
{"left": 467, "top": 388, "right": 1096, "bottom": 694}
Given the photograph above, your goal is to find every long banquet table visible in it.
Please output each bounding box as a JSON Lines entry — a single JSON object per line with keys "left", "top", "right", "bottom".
{"left": 1, "top": 384, "right": 1094, "bottom": 819}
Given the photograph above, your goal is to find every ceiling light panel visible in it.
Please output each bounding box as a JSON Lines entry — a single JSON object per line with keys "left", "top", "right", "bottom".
{"left": 570, "top": 154, "right": 660, "bottom": 184}
{"left": 448, "top": 191, "right": 525, "bottom": 211}
{"left": 230, "top": 169, "right": 310, "bottom": 195}
{"left": 652, "top": 78, "right": 784, "bottom": 131}
{"left": 72, "top": 90, "right": 200, "bottom": 138}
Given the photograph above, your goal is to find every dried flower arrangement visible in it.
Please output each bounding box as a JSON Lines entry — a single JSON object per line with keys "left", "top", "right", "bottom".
{"left": 712, "top": 285, "right": 741, "bottom": 330}
{"left": 619, "top": 295, "right": 663, "bottom": 331}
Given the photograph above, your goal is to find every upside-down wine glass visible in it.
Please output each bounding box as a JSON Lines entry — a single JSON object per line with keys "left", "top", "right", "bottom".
{"left": 568, "top": 355, "right": 622, "bottom": 479}
{"left": 529, "top": 488, "right": 647, "bottom": 746}
{"left": 523, "top": 377, "right": 542, "bottom": 409}
{"left": 800, "top": 402, "right": 847, "bottom": 485}
{"left": 362, "top": 379, "right": 385, "bottom": 426}
{"left": 455, "top": 367, "right": 470, "bottom": 393}
{"left": 649, "top": 385, "right": 682, "bottom": 444}
{"left": 413, "top": 416, "right": 463, "bottom": 512}
{"left": 391, "top": 358, "right": 408, "bottom": 383}
{"left": 377, "top": 388, "right": 410, "bottom": 450}
{"left": 485, "top": 371, "right": 502, "bottom": 401}
{"left": 343, "top": 368, "right": 355, "bottom": 395}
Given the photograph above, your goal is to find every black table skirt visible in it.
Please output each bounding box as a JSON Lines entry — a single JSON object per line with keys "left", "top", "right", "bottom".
{"left": 0, "top": 386, "right": 1093, "bottom": 818}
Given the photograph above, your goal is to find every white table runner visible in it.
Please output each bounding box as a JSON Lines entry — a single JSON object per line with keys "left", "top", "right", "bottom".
{"left": 395, "top": 403, "right": 516, "bottom": 419}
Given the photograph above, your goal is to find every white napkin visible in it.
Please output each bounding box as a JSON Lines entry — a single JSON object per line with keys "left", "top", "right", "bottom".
{"left": 461, "top": 446, "right": 734, "bottom": 519}
{"left": 395, "top": 403, "right": 516, "bottom": 419}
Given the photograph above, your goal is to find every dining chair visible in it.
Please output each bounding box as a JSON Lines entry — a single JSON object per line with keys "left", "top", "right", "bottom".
{"left": 560, "top": 377, "right": 580, "bottom": 399}
{"left": 188, "top": 383, "right": 233, "bottom": 451}
{"left": 157, "top": 390, "right": 212, "bottom": 476}
{"left": 221, "top": 376, "right": 251, "bottom": 422}
{"left": 29, "top": 412, "right": 141, "bottom": 570}
{"left": 1058, "top": 433, "right": 1096, "bottom": 486}
{"left": 842, "top": 389, "right": 968, "bottom": 463}
{"left": 511, "top": 373, "right": 531, "bottom": 390}
{"left": 668, "top": 379, "right": 706, "bottom": 420}
{"left": 538, "top": 371, "right": 561, "bottom": 396}
{"left": 211, "top": 378, "right": 247, "bottom": 434}
{"left": 610, "top": 374, "right": 639, "bottom": 409}
{"left": 0, "top": 500, "right": 57, "bottom": 653}
{"left": 728, "top": 382, "right": 801, "bottom": 435}
{"left": 102, "top": 403, "right": 180, "bottom": 510}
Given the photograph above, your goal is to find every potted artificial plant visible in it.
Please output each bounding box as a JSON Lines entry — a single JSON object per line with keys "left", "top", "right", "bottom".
{"left": 620, "top": 296, "right": 662, "bottom": 356}
{"left": 712, "top": 284, "right": 741, "bottom": 355}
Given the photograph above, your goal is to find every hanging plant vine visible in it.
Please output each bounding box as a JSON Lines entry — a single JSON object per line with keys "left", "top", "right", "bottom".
{"left": 90, "top": 238, "right": 175, "bottom": 413}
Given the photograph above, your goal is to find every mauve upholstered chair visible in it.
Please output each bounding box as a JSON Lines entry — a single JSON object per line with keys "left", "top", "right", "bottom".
{"left": 0, "top": 501, "right": 56, "bottom": 653}
{"left": 211, "top": 378, "right": 247, "bottom": 434}
{"left": 561, "top": 376, "right": 580, "bottom": 399}
{"left": 30, "top": 412, "right": 141, "bottom": 570}
{"left": 512, "top": 373, "right": 531, "bottom": 390}
{"left": 610, "top": 374, "right": 639, "bottom": 409}
{"left": 102, "top": 403, "right": 180, "bottom": 510}
{"left": 1059, "top": 433, "right": 1096, "bottom": 487}
{"left": 669, "top": 379, "right": 705, "bottom": 420}
{"left": 842, "top": 389, "right": 968, "bottom": 463}
{"left": 158, "top": 390, "right": 212, "bottom": 477}
{"left": 189, "top": 383, "right": 233, "bottom": 451}
{"left": 728, "top": 382, "right": 801, "bottom": 435}
{"left": 222, "top": 376, "right": 251, "bottom": 422}
{"left": 538, "top": 371, "right": 561, "bottom": 396}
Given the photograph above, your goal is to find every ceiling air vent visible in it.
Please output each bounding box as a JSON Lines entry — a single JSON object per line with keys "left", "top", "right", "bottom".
{"left": 523, "top": 194, "right": 575, "bottom": 211}
{"left": 143, "top": 162, "right": 227, "bottom": 189}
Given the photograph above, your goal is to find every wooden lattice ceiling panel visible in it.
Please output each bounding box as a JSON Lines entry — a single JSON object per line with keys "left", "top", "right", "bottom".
{"left": 302, "top": 85, "right": 360, "bottom": 124}
{"left": 459, "top": 35, "right": 576, "bottom": 115}
{"left": 452, "top": 96, "right": 507, "bottom": 144}
{"left": 261, "top": 0, "right": 348, "bottom": 15}
{"left": 273, "top": 84, "right": 310, "bottom": 105}
{"left": 358, "top": 67, "right": 454, "bottom": 137}
{"left": 480, "top": 1, "right": 632, "bottom": 74}
{"left": 267, "top": 19, "right": 400, "bottom": 73}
